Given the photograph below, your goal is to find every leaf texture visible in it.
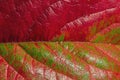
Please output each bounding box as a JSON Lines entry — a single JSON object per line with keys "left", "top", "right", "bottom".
{"left": 0, "top": 0, "right": 120, "bottom": 80}
{"left": 0, "top": 0, "right": 120, "bottom": 42}
{"left": 0, "top": 42, "right": 120, "bottom": 80}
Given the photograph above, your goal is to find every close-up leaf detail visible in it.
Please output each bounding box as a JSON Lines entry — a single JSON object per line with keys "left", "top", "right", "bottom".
{"left": 0, "top": 0, "right": 120, "bottom": 80}
{"left": 0, "top": 42, "right": 120, "bottom": 80}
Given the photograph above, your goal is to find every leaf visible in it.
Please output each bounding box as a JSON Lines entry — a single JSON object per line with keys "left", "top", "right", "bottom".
{"left": 0, "top": 0, "right": 120, "bottom": 41}
{"left": 90, "top": 23, "right": 120, "bottom": 44}
{"left": 0, "top": 42, "right": 120, "bottom": 80}
{"left": 54, "top": 7, "right": 120, "bottom": 41}
{"left": 0, "top": 56, "right": 24, "bottom": 80}
{"left": 0, "top": 0, "right": 120, "bottom": 80}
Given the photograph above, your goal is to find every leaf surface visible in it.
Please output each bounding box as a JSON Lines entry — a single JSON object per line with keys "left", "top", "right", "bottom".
{"left": 0, "top": 42, "right": 120, "bottom": 80}
{"left": 0, "top": 0, "right": 120, "bottom": 80}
